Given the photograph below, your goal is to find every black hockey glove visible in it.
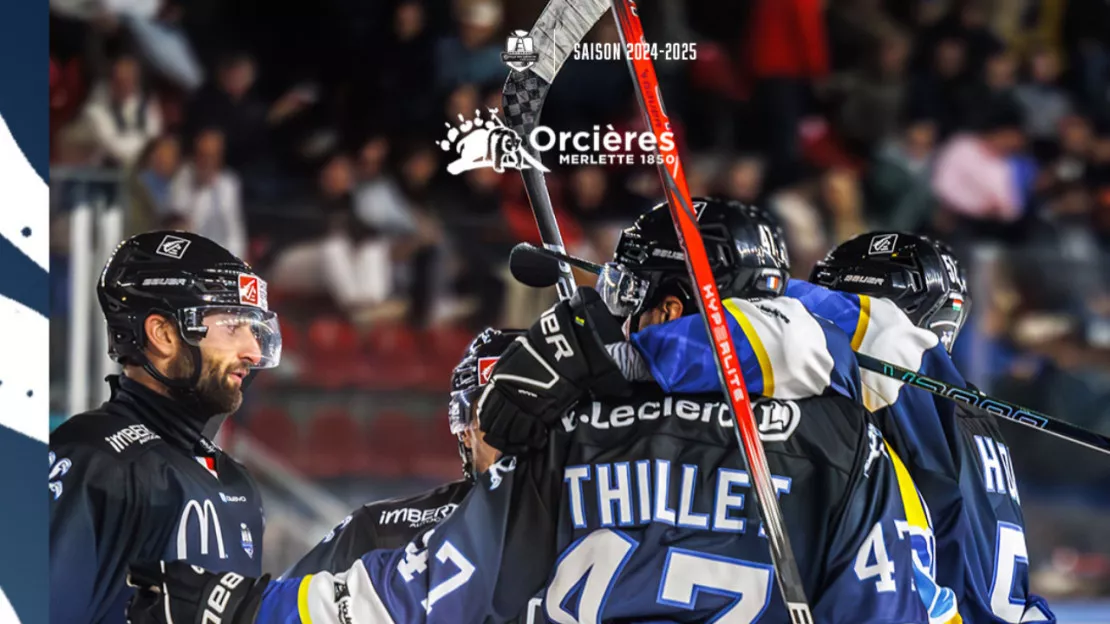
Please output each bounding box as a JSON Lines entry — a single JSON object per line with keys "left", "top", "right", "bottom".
{"left": 126, "top": 561, "right": 270, "bottom": 624}
{"left": 477, "top": 287, "right": 630, "bottom": 453}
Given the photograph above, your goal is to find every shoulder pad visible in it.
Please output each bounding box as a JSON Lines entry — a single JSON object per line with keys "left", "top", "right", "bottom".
{"left": 50, "top": 410, "right": 166, "bottom": 461}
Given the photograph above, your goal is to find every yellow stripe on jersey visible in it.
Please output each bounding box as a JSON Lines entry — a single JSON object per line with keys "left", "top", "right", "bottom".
{"left": 298, "top": 574, "right": 315, "bottom": 623}
{"left": 723, "top": 299, "right": 775, "bottom": 396}
{"left": 885, "top": 441, "right": 928, "bottom": 530}
{"left": 852, "top": 294, "right": 872, "bottom": 351}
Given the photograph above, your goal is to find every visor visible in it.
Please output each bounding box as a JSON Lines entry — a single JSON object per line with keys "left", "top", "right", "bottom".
{"left": 448, "top": 386, "right": 483, "bottom": 435}
{"left": 178, "top": 306, "right": 282, "bottom": 369}
{"left": 596, "top": 262, "right": 650, "bottom": 319}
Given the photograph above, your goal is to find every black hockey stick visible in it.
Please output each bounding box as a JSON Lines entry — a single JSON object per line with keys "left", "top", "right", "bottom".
{"left": 509, "top": 243, "right": 1110, "bottom": 457}
{"left": 855, "top": 353, "right": 1110, "bottom": 455}
{"left": 500, "top": 0, "right": 610, "bottom": 302}
{"left": 608, "top": 2, "right": 814, "bottom": 621}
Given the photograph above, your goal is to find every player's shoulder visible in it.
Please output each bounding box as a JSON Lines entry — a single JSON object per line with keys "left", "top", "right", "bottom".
{"left": 364, "top": 479, "right": 472, "bottom": 526}
{"left": 50, "top": 408, "right": 167, "bottom": 465}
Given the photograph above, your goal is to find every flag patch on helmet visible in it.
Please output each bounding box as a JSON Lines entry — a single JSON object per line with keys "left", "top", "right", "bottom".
{"left": 478, "top": 357, "right": 499, "bottom": 385}
{"left": 238, "top": 274, "right": 264, "bottom": 308}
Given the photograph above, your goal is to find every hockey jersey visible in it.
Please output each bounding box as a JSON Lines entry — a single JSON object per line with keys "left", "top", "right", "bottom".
{"left": 628, "top": 280, "right": 1052, "bottom": 623}
{"left": 257, "top": 388, "right": 941, "bottom": 623}
{"left": 50, "top": 377, "right": 265, "bottom": 624}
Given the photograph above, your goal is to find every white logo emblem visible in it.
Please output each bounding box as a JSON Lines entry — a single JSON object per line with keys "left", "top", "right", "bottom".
{"left": 487, "top": 456, "right": 518, "bottom": 490}
{"left": 177, "top": 499, "right": 227, "bottom": 560}
{"left": 49, "top": 452, "right": 71, "bottom": 500}
{"left": 755, "top": 399, "right": 801, "bottom": 442}
{"left": 862, "top": 423, "right": 889, "bottom": 477}
{"left": 501, "top": 30, "right": 540, "bottom": 72}
{"left": 241, "top": 523, "right": 254, "bottom": 559}
{"left": 868, "top": 233, "right": 898, "bottom": 255}
{"left": 156, "top": 234, "right": 191, "bottom": 259}
{"left": 438, "top": 109, "right": 549, "bottom": 175}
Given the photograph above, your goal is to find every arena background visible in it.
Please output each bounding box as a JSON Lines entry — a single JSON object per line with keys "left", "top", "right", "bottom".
{"left": 47, "top": 0, "right": 1110, "bottom": 620}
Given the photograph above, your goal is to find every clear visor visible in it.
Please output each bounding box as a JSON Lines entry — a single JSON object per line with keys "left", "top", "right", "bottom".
{"left": 448, "top": 386, "right": 482, "bottom": 435}
{"left": 179, "top": 306, "right": 283, "bottom": 369}
{"left": 596, "top": 262, "right": 650, "bottom": 319}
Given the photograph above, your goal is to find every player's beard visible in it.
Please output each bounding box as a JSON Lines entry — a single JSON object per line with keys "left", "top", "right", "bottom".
{"left": 166, "top": 348, "right": 245, "bottom": 417}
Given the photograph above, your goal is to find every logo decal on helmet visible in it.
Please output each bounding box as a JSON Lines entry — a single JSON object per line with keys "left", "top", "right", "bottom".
{"left": 238, "top": 274, "right": 262, "bottom": 308}
{"left": 156, "top": 234, "right": 192, "bottom": 259}
{"left": 477, "top": 357, "right": 499, "bottom": 386}
{"left": 868, "top": 233, "right": 898, "bottom": 255}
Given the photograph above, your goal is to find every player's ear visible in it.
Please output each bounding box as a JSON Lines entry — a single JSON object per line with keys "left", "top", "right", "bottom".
{"left": 143, "top": 313, "right": 180, "bottom": 360}
{"left": 661, "top": 295, "right": 684, "bottom": 322}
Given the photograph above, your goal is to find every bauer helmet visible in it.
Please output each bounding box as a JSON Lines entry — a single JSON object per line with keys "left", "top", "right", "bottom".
{"left": 810, "top": 232, "right": 970, "bottom": 351}
{"left": 448, "top": 327, "right": 525, "bottom": 480}
{"left": 601, "top": 197, "right": 790, "bottom": 325}
{"left": 97, "top": 231, "right": 282, "bottom": 392}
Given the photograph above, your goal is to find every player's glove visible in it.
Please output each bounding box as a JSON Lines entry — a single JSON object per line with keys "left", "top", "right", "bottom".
{"left": 126, "top": 561, "right": 270, "bottom": 624}
{"left": 476, "top": 287, "right": 630, "bottom": 453}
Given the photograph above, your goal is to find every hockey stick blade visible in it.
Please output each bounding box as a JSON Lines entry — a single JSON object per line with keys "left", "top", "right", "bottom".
{"left": 501, "top": 0, "right": 609, "bottom": 301}
{"left": 608, "top": 1, "right": 813, "bottom": 620}
{"left": 856, "top": 353, "right": 1110, "bottom": 455}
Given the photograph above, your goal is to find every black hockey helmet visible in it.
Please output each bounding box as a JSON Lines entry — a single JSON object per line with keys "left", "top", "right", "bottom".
{"left": 809, "top": 232, "right": 970, "bottom": 351}
{"left": 448, "top": 327, "right": 524, "bottom": 480}
{"left": 97, "top": 231, "right": 282, "bottom": 392}
{"left": 606, "top": 197, "right": 790, "bottom": 323}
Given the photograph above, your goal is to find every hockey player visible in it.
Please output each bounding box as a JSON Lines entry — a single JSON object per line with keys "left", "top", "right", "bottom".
{"left": 126, "top": 224, "right": 939, "bottom": 623}
{"left": 51, "top": 231, "right": 281, "bottom": 624}
{"left": 279, "top": 328, "right": 520, "bottom": 578}
{"left": 622, "top": 227, "right": 1052, "bottom": 623}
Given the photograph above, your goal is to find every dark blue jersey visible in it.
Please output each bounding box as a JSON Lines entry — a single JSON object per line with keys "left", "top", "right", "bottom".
{"left": 49, "top": 377, "right": 265, "bottom": 624}
{"left": 259, "top": 389, "right": 944, "bottom": 623}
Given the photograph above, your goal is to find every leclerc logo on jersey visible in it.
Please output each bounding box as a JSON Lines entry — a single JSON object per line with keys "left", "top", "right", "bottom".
{"left": 477, "top": 357, "right": 499, "bottom": 386}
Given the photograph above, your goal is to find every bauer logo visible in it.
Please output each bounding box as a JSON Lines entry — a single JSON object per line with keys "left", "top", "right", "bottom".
{"left": 156, "top": 234, "right": 191, "bottom": 259}
{"left": 238, "top": 274, "right": 267, "bottom": 309}
{"left": 868, "top": 233, "right": 898, "bottom": 255}
{"left": 501, "top": 30, "right": 539, "bottom": 72}
{"left": 477, "top": 357, "right": 499, "bottom": 385}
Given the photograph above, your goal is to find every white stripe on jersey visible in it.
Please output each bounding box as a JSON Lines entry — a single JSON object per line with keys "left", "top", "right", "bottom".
{"left": 727, "top": 297, "right": 836, "bottom": 399}
{"left": 301, "top": 563, "right": 397, "bottom": 624}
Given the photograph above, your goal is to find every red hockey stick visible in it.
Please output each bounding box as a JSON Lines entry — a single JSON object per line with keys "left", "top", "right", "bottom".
{"left": 609, "top": 2, "right": 814, "bottom": 621}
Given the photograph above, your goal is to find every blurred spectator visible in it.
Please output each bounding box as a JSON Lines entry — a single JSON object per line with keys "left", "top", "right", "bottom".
{"left": 821, "top": 31, "right": 911, "bottom": 155}
{"left": 268, "top": 154, "right": 401, "bottom": 325}
{"left": 956, "top": 50, "right": 1017, "bottom": 127}
{"left": 81, "top": 53, "right": 163, "bottom": 168}
{"left": 743, "top": 0, "right": 829, "bottom": 188}
{"left": 1015, "top": 48, "right": 1073, "bottom": 156}
{"left": 168, "top": 129, "right": 247, "bottom": 259}
{"left": 931, "top": 96, "right": 1027, "bottom": 236}
{"left": 908, "top": 37, "right": 970, "bottom": 137}
{"left": 718, "top": 155, "right": 766, "bottom": 204}
{"left": 128, "top": 134, "right": 180, "bottom": 235}
{"left": 184, "top": 52, "right": 313, "bottom": 183}
{"left": 434, "top": 0, "right": 506, "bottom": 93}
{"left": 865, "top": 117, "right": 938, "bottom": 231}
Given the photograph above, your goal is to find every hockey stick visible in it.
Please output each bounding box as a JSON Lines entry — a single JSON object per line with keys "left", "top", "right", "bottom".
{"left": 607, "top": 3, "right": 813, "bottom": 621}
{"left": 500, "top": 0, "right": 610, "bottom": 302}
{"left": 508, "top": 243, "right": 1110, "bottom": 456}
{"left": 855, "top": 353, "right": 1110, "bottom": 455}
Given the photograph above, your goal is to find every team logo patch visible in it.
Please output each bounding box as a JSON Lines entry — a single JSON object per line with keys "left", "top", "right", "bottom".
{"left": 238, "top": 274, "right": 261, "bottom": 307}
{"left": 754, "top": 399, "right": 801, "bottom": 442}
{"left": 240, "top": 523, "right": 254, "bottom": 559}
{"left": 868, "top": 233, "right": 898, "bottom": 255}
{"left": 156, "top": 234, "right": 191, "bottom": 259}
{"left": 501, "top": 30, "right": 539, "bottom": 72}
{"left": 477, "top": 357, "right": 499, "bottom": 386}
